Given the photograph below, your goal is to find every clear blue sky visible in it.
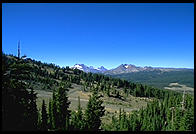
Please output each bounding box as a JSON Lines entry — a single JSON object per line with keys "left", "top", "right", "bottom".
{"left": 2, "top": 3, "right": 194, "bottom": 69}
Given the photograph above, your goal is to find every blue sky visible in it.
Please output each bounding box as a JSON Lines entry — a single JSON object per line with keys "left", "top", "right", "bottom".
{"left": 2, "top": 3, "right": 194, "bottom": 69}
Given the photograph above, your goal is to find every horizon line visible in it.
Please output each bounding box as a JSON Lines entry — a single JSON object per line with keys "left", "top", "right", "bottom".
{"left": 3, "top": 52, "right": 194, "bottom": 70}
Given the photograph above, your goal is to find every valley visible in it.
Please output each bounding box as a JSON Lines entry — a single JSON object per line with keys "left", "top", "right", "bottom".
{"left": 2, "top": 53, "right": 194, "bottom": 131}
{"left": 3, "top": 3, "right": 194, "bottom": 131}
{"left": 34, "top": 83, "right": 151, "bottom": 127}
{"left": 164, "top": 83, "right": 194, "bottom": 94}
{"left": 71, "top": 64, "right": 194, "bottom": 93}
{"left": 109, "top": 69, "right": 194, "bottom": 93}
{"left": 35, "top": 83, "right": 150, "bottom": 113}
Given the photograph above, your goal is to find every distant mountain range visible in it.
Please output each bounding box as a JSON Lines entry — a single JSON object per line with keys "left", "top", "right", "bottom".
{"left": 71, "top": 63, "right": 192, "bottom": 74}
{"left": 71, "top": 64, "right": 108, "bottom": 73}
{"left": 71, "top": 63, "right": 194, "bottom": 91}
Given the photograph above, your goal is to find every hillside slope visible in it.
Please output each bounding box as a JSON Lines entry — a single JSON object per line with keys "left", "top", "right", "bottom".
{"left": 108, "top": 69, "right": 194, "bottom": 93}
{"left": 2, "top": 53, "right": 194, "bottom": 131}
{"left": 3, "top": 54, "right": 153, "bottom": 113}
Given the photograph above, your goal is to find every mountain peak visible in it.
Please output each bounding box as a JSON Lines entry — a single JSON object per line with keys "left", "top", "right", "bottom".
{"left": 71, "top": 64, "right": 108, "bottom": 73}
{"left": 72, "top": 64, "right": 86, "bottom": 71}
{"left": 71, "top": 63, "right": 191, "bottom": 75}
{"left": 97, "top": 66, "right": 108, "bottom": 71}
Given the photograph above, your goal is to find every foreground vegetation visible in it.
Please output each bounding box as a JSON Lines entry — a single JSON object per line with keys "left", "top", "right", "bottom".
{"left": 2, "top": 52, "right": 194, "bottom": 131}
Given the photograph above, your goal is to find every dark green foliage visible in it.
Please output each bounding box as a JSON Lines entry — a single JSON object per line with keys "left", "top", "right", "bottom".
{"left": 51, "top": 90, "right": 58, "bottom": 130}
{"left": 28, "top": 88, "right": 38, "bottom": 130}
{"left": 62, "top": 74, "right": 69, "bottom": 81}
{"left": 37, "top": 111, "right": 42, "bottom": 130}
{"left": 84, "top": 90, "right": 105, "bottom": 131}
{"left": 76, "top": 96, "right": 85, "bottom": 130}
{"left": 56, "top": 83, "right": 71, "bottom": 130}
{"left": 2, "top": 53, "right": 194, "bottom": 131}
{"left": 110, "top": 70, "right": 194, "bottom": 89}
{"left": 70, "top": 96, "right": 85, "bottom": 130}
{"left": 2, "top": 53, "right": 38, "bottom": 131}
{"left": 70, "top": 75, "right": 80, "bottom": 84}
{"left": 73, "top": 68, "right": 82, "bottom": 75}
{"left": 105, "top": 92, "right": 194, "bottom": 131}
{"left": 41, "top": 100, "right": 48, "bottom": 131}
{"left": 2, "top": 78, "right": 31, "bottom": 130}
{"left": 179, "top": 108, "right": 194, "bottom": 130}
{"left": 47, "top": 83, "right": 71, "bottom": 131}
{"left": 48, "top": 99, "right": 53, "bottom": 129}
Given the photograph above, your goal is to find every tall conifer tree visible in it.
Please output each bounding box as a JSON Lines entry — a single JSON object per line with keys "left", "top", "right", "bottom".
{"left": 41, "top": 100, "right": 48, "bottom": 131}
{"left": 56, "top": 83, "right": 71, "bottom": 130}
{"left": 85, "top": 89, "right": 105, "bottom": 131}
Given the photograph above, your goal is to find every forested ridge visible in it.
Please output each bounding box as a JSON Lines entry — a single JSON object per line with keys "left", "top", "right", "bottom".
{"left": 2, "top": 52, "right": 194, "bottom": 131}
{"left": 108, "top": 69, "right": 194, "bottom": 89}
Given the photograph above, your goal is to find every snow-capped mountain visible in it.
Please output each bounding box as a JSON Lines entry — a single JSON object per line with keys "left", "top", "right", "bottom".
{"left": 71, "top": 63, "right": 187, "bottom": 74}
{"left": 104, "top": 64, "right": 142, "bottom": 74}
{"left": 103, "top": 64, "right": 180, "bottom": 75}
{"left": 97, "top": 66, "right": 108, "bottom": 72}
{"left": 71, "top": 64, "right": 108, "bottom": 73}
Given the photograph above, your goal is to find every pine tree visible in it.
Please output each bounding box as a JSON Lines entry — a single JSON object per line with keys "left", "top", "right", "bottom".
{"left": 41, "top": 100, "right": 48, "bottom": 131}
{"left": 26, "top": 88, "right": 38, "bottom": 130}
{"left": 180, "top": 108, "right": 194, "bottom": 131}
{"left": 119, "top": 109, "right": 127, "bottom": 130}
{"left": 173, "top": 108, "right": 183, "bottom": 130}
{"left": 111, "top": 114, "right": 119, "bottom": 130}
{"left": 56, "top": 83, "right": 71, "bottom": 130}
{"left": 76, "top": 96, "right": 84, "bottom": 130}
{"left": 2, "top": 79, "right": 30, "bottom": 130}
{"left": 2, "top": 55, "right": 37, "bottom": 131}
{"left": 119, "top": 108, "right": 122, "bottom": 129}
{"left": 48, "top": 99, "right": 53, "bottom": 130}
{"left": 70, "top": 111, "right": 77, "bottom": 130}
{"left": 70, "top": 96, "right": 84, "bottom": 130}
{"left": 51, "top": 90, "right": 58, "bottom": 130}
{"left": 37, "top": 110, "right": 42, "bottom": 130}
{"left": 84, "top": 90, "right": 105, "bottom": 131}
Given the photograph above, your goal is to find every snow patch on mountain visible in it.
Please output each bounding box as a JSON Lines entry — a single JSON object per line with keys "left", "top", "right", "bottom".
{"left": 125, "top": 65, "right": 129, "bottom": 69}
{"left": 71, "top": 63, "right": 190, "bottom": 75}
{"left": 74, "top": 64, "right": 83, "bottom": 70}
{"left": 71, "top": 64, "right": 108, "bottom": 73}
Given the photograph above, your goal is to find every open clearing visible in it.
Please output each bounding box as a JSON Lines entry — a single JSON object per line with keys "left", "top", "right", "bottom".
{"left": 35, "top": 83, "right": 151, "bottom": 113}
{"left": 33, "top": 83, "right": 152, "bottom": 127}
{"left": 164, "top": 82, "right": 194, "bottom": 94}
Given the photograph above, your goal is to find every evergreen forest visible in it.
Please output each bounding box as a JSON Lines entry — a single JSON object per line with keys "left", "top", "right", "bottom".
{"left": 2, "top": 52, "right": 194, "bottom": 131}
